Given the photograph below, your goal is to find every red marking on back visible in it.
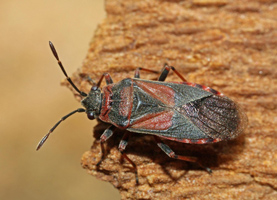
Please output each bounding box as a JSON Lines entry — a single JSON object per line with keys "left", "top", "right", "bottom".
{"left": 202, "top": 85, "right": 209, "bottom": 91}
{"left": 186, "top": 82, "right": 196, "bottom": 87}
{"left": 131, "top": 110, "right": 174, "bottom": 130}
{"left": 212, "top": 138, "right": 222, "bottom": 143}
{"left": 134, "top": 80, "right": 175, "bottom": 106}
{"left": 119, "top": 86, "right": 133, "bottom": 117}
{"left": 99, "top": 85, "right": 113, "bottom": 123}
{"left": 196, "top": 139, "right": 208, "bottom": 144}
{"left": 159, "top": 135, "right": 222, "bottom": 144}
{"left": 182, "top": 82, "right": 225, "bottom": 97}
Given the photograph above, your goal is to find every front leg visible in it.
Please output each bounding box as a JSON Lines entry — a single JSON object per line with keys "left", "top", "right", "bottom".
{"left": 96, "top": 125, "right": 116, "bottom": 166}
{"left": 96, "top": 127, "right": 139, "bottom": 184}
{"left": 96, "top": 73, "right": 114, "bottom": 87}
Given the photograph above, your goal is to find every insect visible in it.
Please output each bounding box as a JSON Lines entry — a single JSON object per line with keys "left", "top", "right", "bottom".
{"left": 37, "top": 41, "right": 247, "bottom": 184}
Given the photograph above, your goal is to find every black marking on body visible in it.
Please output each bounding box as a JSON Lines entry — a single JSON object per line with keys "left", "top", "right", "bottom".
{"left": 181, "top": 95, "right": 241, "bottom": 140}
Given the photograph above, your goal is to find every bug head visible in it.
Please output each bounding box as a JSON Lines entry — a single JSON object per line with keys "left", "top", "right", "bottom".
{"left": 81, "top": 85, "right": 102, "bottom": 120}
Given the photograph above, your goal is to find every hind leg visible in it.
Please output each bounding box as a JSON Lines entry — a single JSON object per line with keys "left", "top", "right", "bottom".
{"left": 154, "top": 136, "right": 212, "bottom": 173}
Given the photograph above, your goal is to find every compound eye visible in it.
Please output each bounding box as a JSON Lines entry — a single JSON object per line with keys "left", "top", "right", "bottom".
{"left": 87, "top": 112, "right": 94, "bottom": 120}
{"left": 91, "top": 86, "right": 98, "bottom": 91}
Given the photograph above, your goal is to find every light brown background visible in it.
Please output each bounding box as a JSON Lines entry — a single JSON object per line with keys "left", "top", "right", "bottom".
{"left": 0, "top": 1, "right": 120, "bottom": 199}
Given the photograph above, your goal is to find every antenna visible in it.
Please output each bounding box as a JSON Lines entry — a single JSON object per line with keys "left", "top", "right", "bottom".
{"left": 49, "top": 41, "right": 87, "bottom": 97}
{"left": 36, "top": 108, "right": 86, "bottom": 150}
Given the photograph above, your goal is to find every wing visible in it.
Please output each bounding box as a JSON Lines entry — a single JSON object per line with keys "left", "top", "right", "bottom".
{"left": 127, "top": 79, "right": 247, "bottom": 141}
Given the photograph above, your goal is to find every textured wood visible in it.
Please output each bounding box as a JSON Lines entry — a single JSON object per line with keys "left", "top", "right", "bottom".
{"left": 67, "top": 0, "right": 276, "bottom": 199}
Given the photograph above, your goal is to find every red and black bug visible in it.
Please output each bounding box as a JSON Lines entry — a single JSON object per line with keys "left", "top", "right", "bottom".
{"left": 37, "top": 41, "right": 247, "bottom": 184}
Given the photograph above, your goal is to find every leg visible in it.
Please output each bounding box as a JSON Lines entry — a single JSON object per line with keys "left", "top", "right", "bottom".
{"left": 154, "top": 136, "right": 212, "bottom": 173}
{"left": 97, "top": 128, "right": 139, "bottom": 184}
{"left": 85, "top": 73, "right": 112, "bottom": 87}
{"left": 134, "top": 63, "right": 188, "bottom": 82}
{"left": 158, "top": 63, "right": 187, "bottom": 82}
{"left": 118, "top": 132, "right": 139, "bottom": 184}
{"left": 96, "top": 73, "right": 114, "bottom": 87}
{"left": 96, "top": 125, "right": 116, "bottom": 166}
{"left": 134, "top": 67, "right": 160, "bottom": 78}
{"left": 85, "top": 76, "right": 96, "bottom": 85}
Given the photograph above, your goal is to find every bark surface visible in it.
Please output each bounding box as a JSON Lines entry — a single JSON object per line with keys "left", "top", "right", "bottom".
{"left": 66, "top": 0, "right": 277, "bottom": 199}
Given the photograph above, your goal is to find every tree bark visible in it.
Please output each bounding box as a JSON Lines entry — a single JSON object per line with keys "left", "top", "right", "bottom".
{"left": 67, "top": 0, "right": 277, "bottom": 199}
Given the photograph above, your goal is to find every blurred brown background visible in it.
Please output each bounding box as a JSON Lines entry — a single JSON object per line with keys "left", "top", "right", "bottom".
{"left": 0, "top": 1, "right": 120, "bottom": 199}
